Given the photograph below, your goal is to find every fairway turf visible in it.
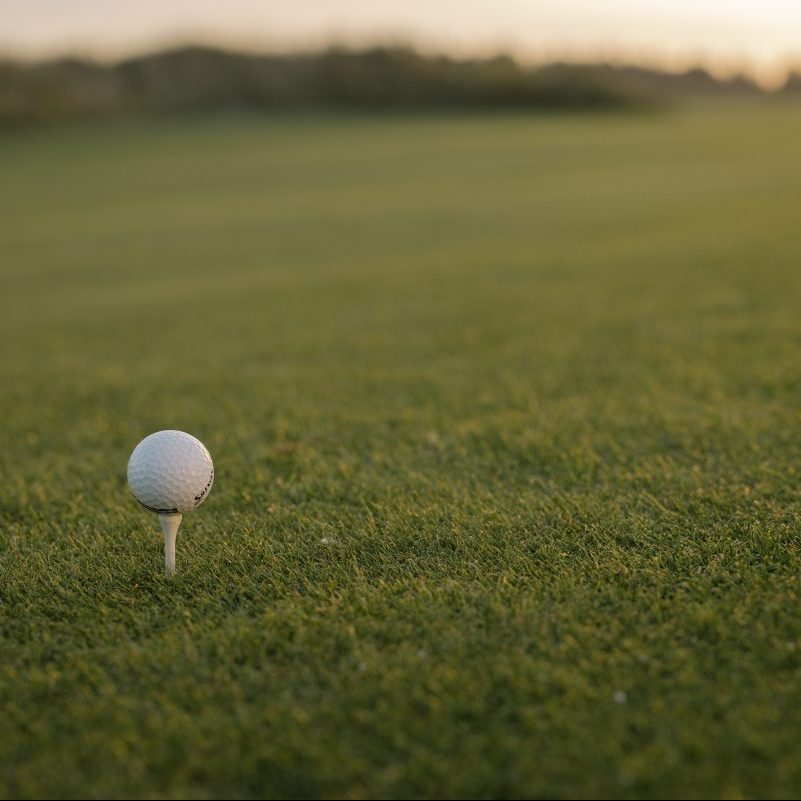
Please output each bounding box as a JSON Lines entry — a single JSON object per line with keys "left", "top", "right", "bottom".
{"left": 2, "top": 105, "right": 801, "bottom": 799}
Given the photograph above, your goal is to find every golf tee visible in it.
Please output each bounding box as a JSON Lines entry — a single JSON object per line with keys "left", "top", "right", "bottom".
{"left": 159, "top": 513, "right": 182, "bottom": 575}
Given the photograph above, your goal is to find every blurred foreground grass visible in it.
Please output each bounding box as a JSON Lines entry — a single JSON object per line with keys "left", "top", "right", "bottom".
{"left": 2, "top": 105, "right": 801, "bottom": 798}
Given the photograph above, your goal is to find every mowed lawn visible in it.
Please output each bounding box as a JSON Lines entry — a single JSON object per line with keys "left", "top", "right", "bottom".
{"left": 2, "top": 104, "right": 801, "bottom": 799}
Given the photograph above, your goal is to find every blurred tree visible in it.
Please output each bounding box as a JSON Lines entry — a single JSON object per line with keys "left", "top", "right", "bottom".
{"left": 0, "top": 46, "right": 767, "bottom": 126}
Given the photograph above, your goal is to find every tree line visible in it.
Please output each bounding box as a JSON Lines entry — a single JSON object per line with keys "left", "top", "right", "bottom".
{"left": 0, "top": 45, "right": 786, "bottom": 126}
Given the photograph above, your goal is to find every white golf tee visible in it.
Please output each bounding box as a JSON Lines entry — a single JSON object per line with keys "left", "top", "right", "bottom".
{"left": 159, "top": 513, "right": 182, "bottom": 575}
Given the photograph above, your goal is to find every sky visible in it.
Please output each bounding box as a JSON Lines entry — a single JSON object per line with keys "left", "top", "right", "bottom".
{"left": 2, "top": 0, "right": 800, "bottom": 86}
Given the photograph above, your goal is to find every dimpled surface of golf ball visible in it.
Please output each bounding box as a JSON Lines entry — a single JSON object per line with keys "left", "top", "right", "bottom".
{"left": 127, "top": 430, "right": 214, "bottom": 515}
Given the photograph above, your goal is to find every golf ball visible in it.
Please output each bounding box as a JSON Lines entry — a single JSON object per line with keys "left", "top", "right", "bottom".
{"left": 127, "top": 430, "right": 214, "bottom": 515}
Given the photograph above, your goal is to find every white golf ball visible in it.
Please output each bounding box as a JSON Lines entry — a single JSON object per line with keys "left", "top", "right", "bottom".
{"left": 127, "top": 430, "right": 214, "bottom": 515}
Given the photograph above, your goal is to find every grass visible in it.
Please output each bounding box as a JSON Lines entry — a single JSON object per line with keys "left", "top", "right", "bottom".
{"left": 2, "top": 103, "right": 801, "bottom": 799}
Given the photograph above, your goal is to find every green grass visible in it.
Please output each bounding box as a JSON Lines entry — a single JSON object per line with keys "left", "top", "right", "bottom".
{"left": 2, "top": 104, "right": 801, "bottom": 799}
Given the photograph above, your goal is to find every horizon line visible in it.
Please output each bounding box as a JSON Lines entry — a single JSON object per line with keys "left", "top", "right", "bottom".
{"left": 2, "top": 37, "right": 799, "bottom": 89}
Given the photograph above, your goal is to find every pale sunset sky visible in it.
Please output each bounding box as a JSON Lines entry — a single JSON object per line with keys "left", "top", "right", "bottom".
{"left": 1, "top": 1, "right": 799, "bottom": 85}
